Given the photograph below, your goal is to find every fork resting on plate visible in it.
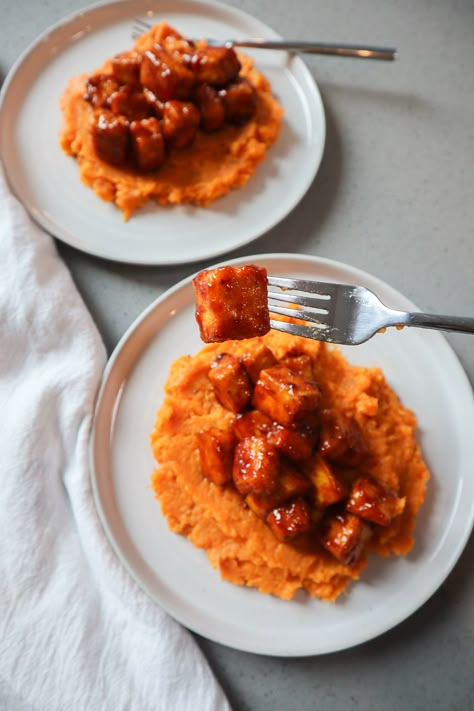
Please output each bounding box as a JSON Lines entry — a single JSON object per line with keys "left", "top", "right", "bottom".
{"left": 131, "top": 19, "right": 396, "bottom": 60}
{"left": 196, "top": 38, "right": 396, "bottom": 61}
{"left": 268, "top": 277, "right": 474, "bottom": 346}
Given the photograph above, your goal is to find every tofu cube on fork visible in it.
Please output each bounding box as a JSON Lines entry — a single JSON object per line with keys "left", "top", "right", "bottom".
{"left": 193, "top": 264, "right": 270, "bottom": 342}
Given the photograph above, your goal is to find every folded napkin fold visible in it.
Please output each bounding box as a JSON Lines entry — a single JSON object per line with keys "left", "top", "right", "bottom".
{"left": 0, "top": 165, "right": 231, "bottom": 711}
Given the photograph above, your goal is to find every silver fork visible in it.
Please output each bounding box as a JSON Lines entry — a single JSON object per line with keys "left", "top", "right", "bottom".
{"left": 268, "top": 276, "right": 474, "bottom": 346}
{"left": 131, "top": 19, "right": 396, "bottom": 60}
{"left": 194, "top": 38, "right": 395, "bottom": 61}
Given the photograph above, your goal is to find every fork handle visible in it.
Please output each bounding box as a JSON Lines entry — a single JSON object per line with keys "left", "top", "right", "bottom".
{"left": 230, "top": 40, "right": 396, "bottom": 61}
{"left": 405, "top": 312, "right": 474, "bottom": 335}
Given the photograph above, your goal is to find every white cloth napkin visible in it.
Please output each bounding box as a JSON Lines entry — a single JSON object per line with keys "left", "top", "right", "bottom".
{"left": 0, "top": 166, "right": 231, "bottom": 711}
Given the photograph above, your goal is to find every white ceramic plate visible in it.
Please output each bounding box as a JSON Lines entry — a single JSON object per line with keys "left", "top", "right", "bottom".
{"left": 90, "top": 253, "right": 474, "bottom": 656}
{"left": 0, "top": 0, "right": 325, "bottom": 265}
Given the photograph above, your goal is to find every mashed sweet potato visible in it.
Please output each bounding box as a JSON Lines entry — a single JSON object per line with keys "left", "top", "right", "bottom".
{"left": 150, "top": 331, "right": 430, "bottom": 602}
{"left": 59, "top": 23, "right": 283, "bottom": 220}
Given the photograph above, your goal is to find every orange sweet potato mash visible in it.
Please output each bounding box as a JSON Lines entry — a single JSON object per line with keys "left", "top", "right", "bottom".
{"left": 59, "top": 23, "right": 283, "bottom": 220}
{"left": 150, "top": 331, "right": 430, "bottom": 602}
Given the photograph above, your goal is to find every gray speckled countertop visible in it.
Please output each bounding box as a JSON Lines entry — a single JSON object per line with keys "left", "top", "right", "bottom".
{"left": 2, "top": 0, "right": 473, "bottom": 709}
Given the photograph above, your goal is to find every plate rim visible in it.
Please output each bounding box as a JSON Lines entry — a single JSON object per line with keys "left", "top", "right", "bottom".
{"left": 0, "top": 0, "right": 326, "bottom": 266}
{"left": 90, "top": 252, "right": 474, "bottom": 656}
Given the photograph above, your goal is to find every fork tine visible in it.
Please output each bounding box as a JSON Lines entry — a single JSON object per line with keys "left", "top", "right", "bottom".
{"left": 270, "top": 319, "right": 332, "bottom": 341}
{"left": 269, "top": 305, "right": 331, "bottom": 326}
{"left": 134, "top": 18, "right": 152, "bottom": 31}
{"left": 132, "top": 18, "right": 152, "bottom": 37}
{"left": 267, "top": 276, "right": 338, "bottom": 298}
{"left": 268, "top": 289, "right": 330, "bottom": 311}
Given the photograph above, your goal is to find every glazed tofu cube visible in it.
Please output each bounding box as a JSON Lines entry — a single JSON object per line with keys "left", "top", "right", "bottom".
{"left": 111, "top": 87, "right": 155, "bottom": 121}
{"left": 239, "top": 343, "right": 277, "bottom": 383}
{"left": 267, "top": 417, "right": 319, "bottom": 462}
{"left": 190, "top": 45, "right": 241, "bottom": 85}
{"left": 346, "top": 475, "right": 406, "bottom": 526}
{"left": 305, "top": 454, "right": 347, "bottom": 509}
{"left": 111, "top": 51, "right": 142, "bottom": 85}
{"left": 245, "top": 492, "right": 277, "bottom": 519}
{"left": 277, "top": 461, "right": 312, "bottom": 500}
{"left": 233, "top": 410, "right": 273, "bottom": 440}
{"left": 140, "top": 48, "right": 195, "bottom": 102}
{"left": 208, "top": 354, "right": 251, "bottom": 413}
{"left": 193, "top": 265, "right": 270, "bottom": 343}
{"left": 194, "top": 83, "right": 226, "bottom": 132}
{"left": 252, "top": 365, "right": 320, "bottom": 427}
{"left": 162, "top": 100, "right": 200, "bottom": 149}
{"left": 319, "top": 510, "right": 372, "bottom": 566}
{"left": 280, "top": 354, "right": 314, "bottom": 381}
{"left": 245, "top": 462, "right": 311, "bottom": 519}
{"left": 318, "top": 409, "right": 368, "bottom": 467}
{"left": 197, "top": 428, "right": 236, "bottom": 485}
{"left": 92, "top": 112, "right": 130, "bottom": 167}
{"left": 232, "top": 437, "right": 279, "bottom": 495}
{"left": 129, "top": 117, "right": 165, "bottom": 172}
{"left": 266, "top": 498, "right": 312, "bottom": 542}
{"left": 84, "top": 73, "right": 120, "bottom": 108}
{"left": 220, "top": 77, "right": 257, "bottom": 124}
